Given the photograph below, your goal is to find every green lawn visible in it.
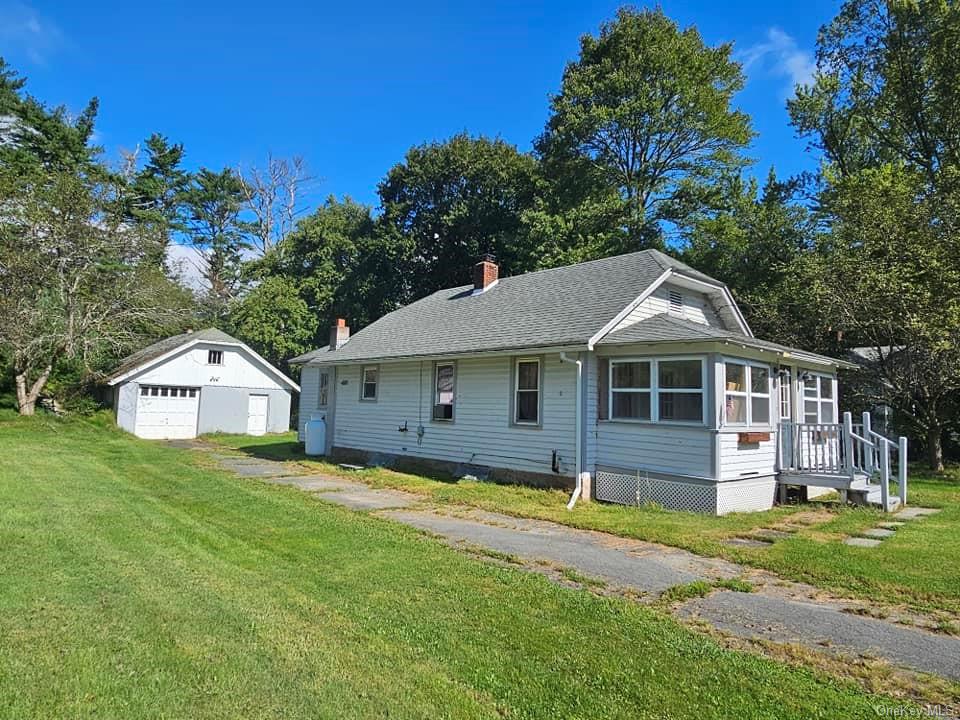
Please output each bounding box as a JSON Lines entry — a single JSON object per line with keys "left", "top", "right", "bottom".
{"left": 0, "top": 416, "right": 892, "bottom": 719}
{"left": 210, "top": 432, "right": 960, "bottom": 617}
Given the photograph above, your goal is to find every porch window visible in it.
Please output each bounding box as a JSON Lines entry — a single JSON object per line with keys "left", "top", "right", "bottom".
{"left": 361, "top": 366, "right": 378, "bottom": 401}
{"left": 724, "top": 361, "right": 771, "bottom": 426}
{"left": 658, "top": 359, "right": 703, "bottom": 422}
{"left": 611, "top": 361, "right": 651, "bottom": 420}
{"left": 317, "top": 371, "right": 329, "bottom": 408}
{"left": 433, "top": 362, "right": 455, "bottom": 421}
{"left": 803, "top": 374, "right": 836, "bottom": 423}
{"left": 609, "top": 358, "right": 704, "bottom": 423}
{"left": 514, "top": 358, "right": 540, "bottom": 425}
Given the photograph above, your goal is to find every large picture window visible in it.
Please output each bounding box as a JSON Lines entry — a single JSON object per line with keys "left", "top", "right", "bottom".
{"left": 724, "top": 361, "right": 771, "bottom": 426}
{"left": 433, "top": 362, "right": 455, "bottom": 421}
{"left": 609, "top": 358, "right": 704, "bottom": 423}
{"left": 514, "top": 358, "right": 540, "bottom": 425}
{"left": 803, "top": 374, "right": 836, "bottom": 423}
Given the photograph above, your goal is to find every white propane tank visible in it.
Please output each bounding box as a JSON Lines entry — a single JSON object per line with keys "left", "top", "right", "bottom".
{"left": 304, "top": 414, "right": 326, "bottom": 456}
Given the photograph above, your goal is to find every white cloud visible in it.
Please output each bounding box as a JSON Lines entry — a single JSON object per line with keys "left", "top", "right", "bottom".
{"left": 739, "top": 27, "right": 816, "bottom": 97}
{"left": 166, "top": 243, "right": 207, "bottom": 292}
{"left": 0, "top": 1, "right": 64, "bottom": 65}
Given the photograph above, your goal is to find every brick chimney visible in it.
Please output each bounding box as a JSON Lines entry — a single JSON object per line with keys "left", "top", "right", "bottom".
{"left": 472, "top": 254, "right": 499, "bottom": 291}
{"left": 329, "top": 318, "right": 350, "bottom": 350}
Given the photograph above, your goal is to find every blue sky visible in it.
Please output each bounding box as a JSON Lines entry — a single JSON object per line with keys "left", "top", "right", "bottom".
{"left": 2, "top": 0, "right": 837, "bottom": 209}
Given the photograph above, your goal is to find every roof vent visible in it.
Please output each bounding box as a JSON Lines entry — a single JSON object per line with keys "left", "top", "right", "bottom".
{"left": 668, "top": 290, "right": 683, "bottom": 315}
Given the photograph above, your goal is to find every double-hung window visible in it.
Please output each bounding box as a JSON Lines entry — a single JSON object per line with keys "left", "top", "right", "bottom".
{"left": 361, "top": 366, "right": 378, "bottom": 401}
{"left": 514, "top": 358, "right": 540, "bottom": 425}
{"left": 611, "top": 361, "right": 652, "bottom": 420}
{"left": 609, "top": 358, "right": 704, "bottom": 423}
{"left": 317, "top": 371, "right": 329, "bottom": 408}
{"left": 724, "top": 361, "right": 771, "bottom": 426}
{"left": 433, "top": 362, "right": 455, "bottom": 421}
{"left": 803, "top": 374, "right": 836, "bottom": 423}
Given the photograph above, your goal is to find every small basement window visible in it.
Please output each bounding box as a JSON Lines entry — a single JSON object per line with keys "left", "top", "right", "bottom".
{"left": 208, "top": 349, "right": 224, "bottom": 365}
{"left": 432, "top": 362, "right": 455, "bottom": 421}
{"left": 361, "top": 366, "right": 378, "bottom": 401}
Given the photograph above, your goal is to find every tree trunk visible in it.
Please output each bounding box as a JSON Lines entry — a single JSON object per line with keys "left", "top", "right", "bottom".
{"left": 14, "top": 365, "right": 53, "bottom": 416}
{"left": 926, "top": 425, "right": 944, "bottom": 472}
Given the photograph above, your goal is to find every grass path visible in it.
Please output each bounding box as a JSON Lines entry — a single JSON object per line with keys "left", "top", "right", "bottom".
{"left": 0, "top": 415, "right": 893, "bottom": 718}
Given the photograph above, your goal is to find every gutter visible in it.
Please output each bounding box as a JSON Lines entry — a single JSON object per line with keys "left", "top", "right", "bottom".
{"left": 559, "top": 352, "right": 584, "bottom": 510}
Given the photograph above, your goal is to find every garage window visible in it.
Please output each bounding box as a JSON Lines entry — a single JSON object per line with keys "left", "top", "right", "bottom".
{"left": 140, "top": 387, "right": 148, "bottom": 396}
{"left": 208, "top": 349, "right": 224, "bottom": 365}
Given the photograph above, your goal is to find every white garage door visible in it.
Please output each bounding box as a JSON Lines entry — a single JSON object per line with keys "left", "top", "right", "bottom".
{"left": 135, "top": 385, "right": 200, "bottom": 439}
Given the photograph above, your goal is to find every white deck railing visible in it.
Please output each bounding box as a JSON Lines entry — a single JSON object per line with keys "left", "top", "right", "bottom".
{"left": 779, "top": 411, "right": 908, "bottom": 508}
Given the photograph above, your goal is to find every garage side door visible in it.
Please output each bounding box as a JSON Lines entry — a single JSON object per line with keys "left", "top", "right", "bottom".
{"left": 135, "top": 386, "right": 200, "bottom": 439}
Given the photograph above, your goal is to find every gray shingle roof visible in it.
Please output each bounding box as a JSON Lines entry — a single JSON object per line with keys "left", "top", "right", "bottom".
{"left": 599, "top": 314, "right": 855, "bottom": 367}
{"left": 291, "top": 249, "right": 719, "bottom": 364}
{"left": 106, "top": 328, "right": 242, "bottom": 382}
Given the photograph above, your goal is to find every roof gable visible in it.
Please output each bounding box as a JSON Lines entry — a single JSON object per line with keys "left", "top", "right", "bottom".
{"left": 107, "top": 328, "right": 300, "bottom": 390}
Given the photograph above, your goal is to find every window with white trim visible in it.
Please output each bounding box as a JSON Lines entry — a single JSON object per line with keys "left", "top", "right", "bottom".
{"left": 317, "top": 371, "right": 329, "bottom": 408}
{"left": 361, "top": 366, "right": 378, "bottom": 401}
{"left": 514, "top": 358, "right": 540, "bottom": 425}
{"left": 724, "top": 361, "right": 771, "bottom": 426}
{"left": 433, "top": 362, "right": 455, "bottom": 421}
{"left": 802, "top": 374, "right": 836, "bottom": 423}
{"left": 207, "top": 349, "right": 223, "bottom": 365}
{"left": 609, "top": 358, "right": 704, "bottom": 423}
{"left": 778, "top": 369, "right": 792, "bottom": 420}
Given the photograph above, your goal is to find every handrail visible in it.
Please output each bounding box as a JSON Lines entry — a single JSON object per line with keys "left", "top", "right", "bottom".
{"left": 778, "top": 410, "right": 907, "bottom": 510}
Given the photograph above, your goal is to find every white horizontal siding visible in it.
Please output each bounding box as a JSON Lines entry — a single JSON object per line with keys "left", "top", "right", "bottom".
{"left": 297, "top": 366, "right": 321, "bottom": 440}
{"left": 613, "top": 283, "right": 723, "bottom": 331}
{"left": 596, "top": 423, "right": 713, "bottom": 478}
{"left": 718, "top": 431, "right": 777, "bottom": 481}
{"left": 333, "top": 355, "right": 578, "bottom": 477}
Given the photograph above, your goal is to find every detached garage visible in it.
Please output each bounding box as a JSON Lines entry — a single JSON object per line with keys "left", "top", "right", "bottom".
{"left": 104, "top": 328, "right": 299, "bottom": 440}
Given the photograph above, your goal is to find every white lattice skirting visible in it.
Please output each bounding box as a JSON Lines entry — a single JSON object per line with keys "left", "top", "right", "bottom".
{"left": 595, "top": 471, "right": 777, "bottom": 515}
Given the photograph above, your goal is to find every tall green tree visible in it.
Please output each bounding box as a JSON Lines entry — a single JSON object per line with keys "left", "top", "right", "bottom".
{"left": 255, "top": 196, "right": 395, "bottom": 335}
{"left": 535, "top": 8, "right": 752, "bottom": 255}
{"left": 181, "top": 167, "right": 252, "bottom": 322}
{"left": 124, "top": 133, "right": 190, "bottom": 268}
{"left": 231, "top": 276, "right": 318, "bottom": 370}
{"left": 378, "top": 133, "right": 539, "bottom": 301}
{"left": 683, "top": 169, "right": 822, "bottom": 347}
{"left": 788, "top": 0, "right": 960, "bottom": 469}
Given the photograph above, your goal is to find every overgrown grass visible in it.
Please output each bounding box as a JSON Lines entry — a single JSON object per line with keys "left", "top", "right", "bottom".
{"left": 210, "top": 432, "right": 960, "bottom": 616}
{"left": 0, "top": 416, "right": 892, "bottom": 718}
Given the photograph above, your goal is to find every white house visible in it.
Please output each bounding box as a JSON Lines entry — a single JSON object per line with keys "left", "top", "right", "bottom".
{"left": 290, "top": 250, "right": 907, "bottom": 514}
{"left": 105, "top": 328, "right": 299, "bottom": 440}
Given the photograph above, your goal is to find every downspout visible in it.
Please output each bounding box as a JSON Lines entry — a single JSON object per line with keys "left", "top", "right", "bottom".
{"left": 559, "top": 352, "right": 583, "bottom": 509}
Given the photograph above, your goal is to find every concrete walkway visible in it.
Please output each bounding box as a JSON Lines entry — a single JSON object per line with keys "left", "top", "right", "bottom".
{"left": 199, "top": 445, "right": 960, "bottom": 683}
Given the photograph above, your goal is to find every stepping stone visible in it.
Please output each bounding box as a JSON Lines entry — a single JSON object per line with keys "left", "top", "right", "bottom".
{"left": 878, "top": 521, "right": 905, "bottom": 529}
{"left": 724, "top": 537, "right": 772, "bottom": 548}
{"left": 861, "top": 528, "right": 896, "bottom": 539}
{"left": 844, "top": 537, "right": 882, "bottom": 548}
{"left": 897, "top": 507, "right": 941, "bottom": 520}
